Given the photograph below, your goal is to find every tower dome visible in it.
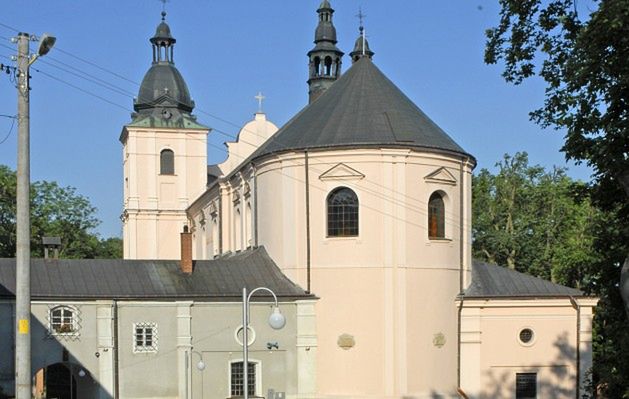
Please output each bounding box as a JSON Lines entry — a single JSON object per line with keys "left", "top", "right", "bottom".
{"left": 131, "top": 12, "right": 202, "bottom": 128}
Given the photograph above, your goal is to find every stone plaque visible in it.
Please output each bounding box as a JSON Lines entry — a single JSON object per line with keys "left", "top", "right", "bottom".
{"left": 433, "top": 332, "right": 446, "bottom": 348}
{"left": 337, "top": 333, "right": 355, "bottom": 350}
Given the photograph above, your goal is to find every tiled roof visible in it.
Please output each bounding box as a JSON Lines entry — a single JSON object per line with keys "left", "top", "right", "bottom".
{"left": 464, "top": 260, "right": 584, "bottom": 298}
{"left": 0, "top": 247, "right": 311, "bottom": 301}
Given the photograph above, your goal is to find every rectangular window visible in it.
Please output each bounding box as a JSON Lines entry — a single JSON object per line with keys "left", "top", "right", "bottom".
{"left": 133, "top": 323, "right": 158, "bottom": 353}
{"left": 516, "top": 373, "right": 537, "bottom": 399}
{"left": 230, "top": 361, "right": 256, "bottom": 397}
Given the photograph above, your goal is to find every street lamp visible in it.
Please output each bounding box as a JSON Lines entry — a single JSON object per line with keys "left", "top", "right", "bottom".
{"left": 241, "top": 287, "right": 285, "bottom": 399}
{"left": 191, "top": 350, "right": 206, "bottom": 398}
{"left": 13, "top": 30, "right": 55, "bottom": 399}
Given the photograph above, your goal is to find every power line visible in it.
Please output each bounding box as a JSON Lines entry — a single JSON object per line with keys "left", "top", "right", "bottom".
{"left": 37, "top": 57, "right": 136, "bottom": 97}
{"left": 30, "top": 67, "right": 134, "bottom": 112}
{"left": 54, "top": 47, "right": 141, "bottom": 87}
{"left": 0, "top": 115, "right": 16, "bottom": 145}
{"left": 0, "top": 21, "right": 19, "bottom": 34}
{"left": 10, "top": 40, "right": 463, "bottom": 218}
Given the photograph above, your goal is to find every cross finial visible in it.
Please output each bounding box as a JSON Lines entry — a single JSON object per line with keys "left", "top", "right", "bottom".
{"left": 255, "top": 92, "right": 266, "bottom": 113}
{"left": 356, "top": 7, "right": 367, "bottom": 56}
{"left": 159, "top": 0, "right": 169, "bottom": 18}
{"left": 356, "top": 7, "right": 365, "bottom": 30}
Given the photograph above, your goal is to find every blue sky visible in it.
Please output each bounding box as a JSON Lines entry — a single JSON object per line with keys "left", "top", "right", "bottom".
{"left": 0, "top": 1, "right": 592, "bottom": 239}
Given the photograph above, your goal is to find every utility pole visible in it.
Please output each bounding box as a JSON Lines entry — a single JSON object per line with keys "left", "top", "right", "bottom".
{"left": 14, "top": 31, "right": 32, "bottom": 399}
{"left": 14, "top": 30, "right": 55, "bottom": 399}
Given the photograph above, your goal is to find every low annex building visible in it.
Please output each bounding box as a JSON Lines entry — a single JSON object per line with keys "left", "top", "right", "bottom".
{"left": 0, "top": 248, "right": 317, "bottom": 398}
{"left": 1, "top": 2, "right": 597, "bottom": 399}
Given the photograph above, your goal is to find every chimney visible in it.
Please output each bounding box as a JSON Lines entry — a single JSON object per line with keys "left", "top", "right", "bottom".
{"left": 42, "top": 236, "right": 61, "bottom": 259}
{"left": 180, "top": 225, "right": 193, "bottom": 274}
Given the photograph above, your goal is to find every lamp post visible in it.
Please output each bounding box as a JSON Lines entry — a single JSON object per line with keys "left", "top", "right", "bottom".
{"left": 13, "top": 31, "right": 55, "bottom": 399}
{"left": 191, "top": 349, "right": 206, "bottom": 398}
{"left": 242, "top": 287, "right": 286, "bottom": 399}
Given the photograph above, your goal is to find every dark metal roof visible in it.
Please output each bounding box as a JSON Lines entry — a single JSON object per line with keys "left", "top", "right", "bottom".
{"left": 464, "top": 260, "right": 584, "bottom": 298}
{"left": 135, "top": 64, "right": 194, "bottom": 113}
{"left": 0, "top": 247, "right": 311, "bottom": 301}
{"left": 252, "top": 57, "right": 472, "bottom": 160}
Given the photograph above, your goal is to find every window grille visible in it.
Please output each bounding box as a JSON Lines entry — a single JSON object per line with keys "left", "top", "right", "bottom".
{"left": 519, "top": 328, "right": 534, "bottom": 344}
{"left": 50, "top": 306, "right": 76, "bottom": 334}
{"left": 516, "top": 373, "right": 537, "bottom": 399}
{"left": 134, "top": 322, "right": 158, "bottom": 353}
{"left": 327, "top": 187, "right": 359, "bottom": 237}
{"left": 230, "top": 361, "right": 256, "bottom": 397}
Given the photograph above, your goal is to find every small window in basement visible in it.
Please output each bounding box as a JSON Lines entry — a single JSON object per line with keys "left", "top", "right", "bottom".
{"left": 516, "top": 373, "right": 537, "bottom": 399}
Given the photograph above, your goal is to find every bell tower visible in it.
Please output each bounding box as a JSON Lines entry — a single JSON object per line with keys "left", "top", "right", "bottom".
{"left": 307, "top": 1, "right": 344, "bottom": 103}
{"left": 120, "top": 12, "right": 209, "bottom": 260}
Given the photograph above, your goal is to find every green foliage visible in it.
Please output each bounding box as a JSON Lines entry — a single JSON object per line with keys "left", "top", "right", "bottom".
{"left": 485, "top": 2, "right": 629, "bottom": 395}
{"left": 485, "top": 0, "right": 629, "bottom": 192}
{"left": 0, "top": 165, "right": 121, "bottom": 259}
{"left": 472, "top": 152, "right": 598, "bottom": 287}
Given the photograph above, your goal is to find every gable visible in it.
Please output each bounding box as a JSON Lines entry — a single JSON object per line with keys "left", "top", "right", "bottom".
{"left": 424, "top": 167, "right": 457, "bottom": 185}
{"left": 319, "top": 163, "right": 365, "bottom": 181}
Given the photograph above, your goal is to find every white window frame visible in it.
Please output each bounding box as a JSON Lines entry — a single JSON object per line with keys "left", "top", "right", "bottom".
{"left": 133, "top": 322, "right": 158, "bottom": 353}
{"left": 49, "top": 305, "right": 79, "bottom": 336}
{"left": 228, "top": 358, "right": 262, "bottom": 398}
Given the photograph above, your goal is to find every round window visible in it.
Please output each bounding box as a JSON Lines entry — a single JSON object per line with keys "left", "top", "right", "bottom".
{"left": 519, "top": 328, "right": 534, "bottom": 344}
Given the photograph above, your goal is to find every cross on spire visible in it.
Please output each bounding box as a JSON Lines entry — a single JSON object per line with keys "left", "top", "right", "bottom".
{"left": 356, "top": 7, "right": 366, "bottom": 29}
{"left": 255, "top": 92, "right": 266, "bottom": 113}
{"left": 159, "top": 0, "right": 169, "bottom": 17}
{"left": 355, "top": 7, "right": 367, "bottom": 55}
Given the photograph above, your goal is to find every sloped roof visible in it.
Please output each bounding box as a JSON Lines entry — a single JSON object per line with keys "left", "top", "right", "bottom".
{"left": 0, "top": 247, "right": 311, "bottom": 301}
{"left": 464, "top": 260, "right": 584, "bottom": 298}
{"left": 252, "top": 57, "right": 472, "bottom": 160}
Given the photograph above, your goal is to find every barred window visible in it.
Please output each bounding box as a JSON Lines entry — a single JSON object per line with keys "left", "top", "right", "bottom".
{"left": 428, "top": 192, "right": 445, "bottom": 239}
{"left": 160, "top": 149, "right": 174, "bottom": 175}
{"left": 133, "top": 323, "right": 158, "bottom": 353}
{"left": 230, "top": 361, "right": 256, "bottom": 397}
{"left": 516, "top": 373, "right": 537, "bottom": 399}
{"left": 327, "top": 187, "right": 358, "bottom": 237}
{"left": 50, "top": 306, "right": 76, "bottom": 334}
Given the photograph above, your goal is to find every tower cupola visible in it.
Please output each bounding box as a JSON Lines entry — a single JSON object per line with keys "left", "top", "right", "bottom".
{"left": 307, "top": 0, "right": 344, "bottom": 103}
{"left": 131, "top": 12, "right": 204, "bottom": 129}
{"left": 349, "top": 25, "right": 374, "bottom": 63}
{"left": 150, "top": 11, "right": 176, "bottom": 64}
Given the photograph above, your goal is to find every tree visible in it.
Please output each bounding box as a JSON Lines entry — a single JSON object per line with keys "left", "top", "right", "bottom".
{"left": 472, "top": 152, "right": 598, "bottom": 287}
{"left": 0, "top": 165, "right": 121, "bottom": 259}
{"left": 485, "top": 3, "right": 629, "bottom": 394}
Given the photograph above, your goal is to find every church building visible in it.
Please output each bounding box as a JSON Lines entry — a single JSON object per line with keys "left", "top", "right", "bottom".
{"left": 120, "top": 2, "right": 598, "bottom": 398}
{"left": 0, "top": 2, "right": 598, "bottom": 399}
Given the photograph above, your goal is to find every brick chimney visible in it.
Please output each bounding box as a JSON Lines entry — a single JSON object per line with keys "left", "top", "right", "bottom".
{"left": 180, "top": 225, "right": 193, "bottom": 274}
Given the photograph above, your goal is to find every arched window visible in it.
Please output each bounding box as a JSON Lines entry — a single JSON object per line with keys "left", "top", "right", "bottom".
{"left": 327, "top": 187, "right": 359, "bottom": 237}
{"left": 428, "top": 192, "right": 445, "bottom": 239}
{"left": 314, "top": 57, "right": 321, "bottom": 76}
{"left": 50, "top": 306, "right": 76, "bottom": 334}
{"left": 160, "top": 149, "right": 174, "bottom": 175}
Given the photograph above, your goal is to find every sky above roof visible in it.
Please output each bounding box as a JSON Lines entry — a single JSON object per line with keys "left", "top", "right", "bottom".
{"left": 0, "top": 1, "right": 592, "bottom": 239}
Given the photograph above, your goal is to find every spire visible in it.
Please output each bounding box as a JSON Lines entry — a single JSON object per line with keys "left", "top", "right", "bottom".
{"left": 307, "top": 0, "right": 344, "bottom": 103}
{"left": 350, "top": 8, "right": 374, "bottom": 63}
